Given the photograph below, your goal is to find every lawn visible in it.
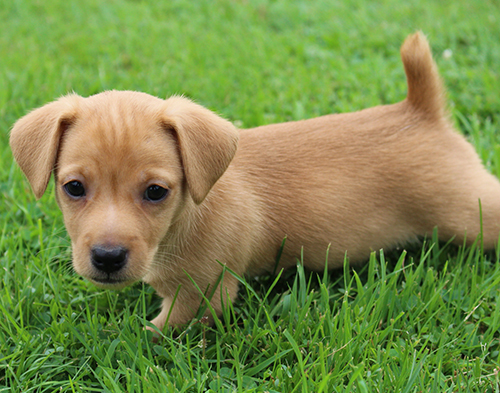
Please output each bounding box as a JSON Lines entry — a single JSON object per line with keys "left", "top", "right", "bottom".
{"left": 1, "top": 0, "right": 500, "bottom": 391}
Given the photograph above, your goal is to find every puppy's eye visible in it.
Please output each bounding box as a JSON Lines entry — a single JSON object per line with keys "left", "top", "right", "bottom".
{"left": 144, "top": 185, "right": 169, "bottom": 202}
{"left": 64, "top": 181, "right": 85, "bottom": 198}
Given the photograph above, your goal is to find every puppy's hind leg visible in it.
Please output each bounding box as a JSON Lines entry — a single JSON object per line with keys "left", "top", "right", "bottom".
{"left": 460, "top": 175, "right": 500, "bottom": 249}
{"left": 430, "top": 167, "right": 500, "bottom": 250}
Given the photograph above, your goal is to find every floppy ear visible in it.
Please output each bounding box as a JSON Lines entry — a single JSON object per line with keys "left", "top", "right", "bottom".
{"left": 10, "top": 95, "right": 80, "bottom": 199}
{"left": 162, "top": 96, "right": 239, "bottom": 204}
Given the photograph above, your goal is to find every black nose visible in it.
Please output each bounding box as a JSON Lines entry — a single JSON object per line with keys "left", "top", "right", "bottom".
{"left": 91, "top": 246, "right": 128, "bottom": 274}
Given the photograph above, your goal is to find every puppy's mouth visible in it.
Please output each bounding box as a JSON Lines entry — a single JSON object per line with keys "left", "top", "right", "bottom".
{"left": 89, "top": 275, "right": 134, "bottom": 289}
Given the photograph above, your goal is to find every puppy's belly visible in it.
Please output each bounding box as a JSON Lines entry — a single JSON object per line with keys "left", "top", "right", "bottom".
{"left": 245, "top": 203, "right": 417, "bottom": 274}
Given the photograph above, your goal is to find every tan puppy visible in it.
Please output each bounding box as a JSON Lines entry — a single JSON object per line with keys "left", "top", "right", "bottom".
{"left": 10, "top": 32, "right": 500, "bottom": 331}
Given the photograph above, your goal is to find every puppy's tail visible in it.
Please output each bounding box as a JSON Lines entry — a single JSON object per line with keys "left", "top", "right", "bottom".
{"left": 401, "top": 32, "right": 446, "bottom": 120}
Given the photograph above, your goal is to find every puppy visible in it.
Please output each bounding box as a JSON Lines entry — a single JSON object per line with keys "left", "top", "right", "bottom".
{"left": 10, "top": 32, "right": 500, "bottom": 331}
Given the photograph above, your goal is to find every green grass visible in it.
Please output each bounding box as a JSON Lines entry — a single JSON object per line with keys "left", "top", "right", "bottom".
{"left": 1, "top": 0, "right": 500, "bottom": 391}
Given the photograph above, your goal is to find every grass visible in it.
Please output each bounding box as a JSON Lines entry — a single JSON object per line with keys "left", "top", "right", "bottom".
{"left": 1, "top": 0, "right": 500, "bottom": 391}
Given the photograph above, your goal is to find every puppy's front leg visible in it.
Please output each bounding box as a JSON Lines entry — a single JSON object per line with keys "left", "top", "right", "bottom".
{"left": 149, "top": 273, "right": 240, "bottom": 331}
{"left": 149, "top": 297, "right": 181, "bottom": 331}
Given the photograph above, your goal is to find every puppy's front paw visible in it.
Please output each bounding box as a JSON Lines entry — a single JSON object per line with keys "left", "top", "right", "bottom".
{"left": 145, "top": 323, "right": 162, "bottom": 342}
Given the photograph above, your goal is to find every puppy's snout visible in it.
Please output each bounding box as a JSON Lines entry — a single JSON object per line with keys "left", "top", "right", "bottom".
{"left": 91, "top": 245, "right": 128, "bottom": 274}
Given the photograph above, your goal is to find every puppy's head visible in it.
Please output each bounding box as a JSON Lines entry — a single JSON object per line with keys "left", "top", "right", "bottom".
{"left": 10, "top": 91, "right": 239, "bottom": 288}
